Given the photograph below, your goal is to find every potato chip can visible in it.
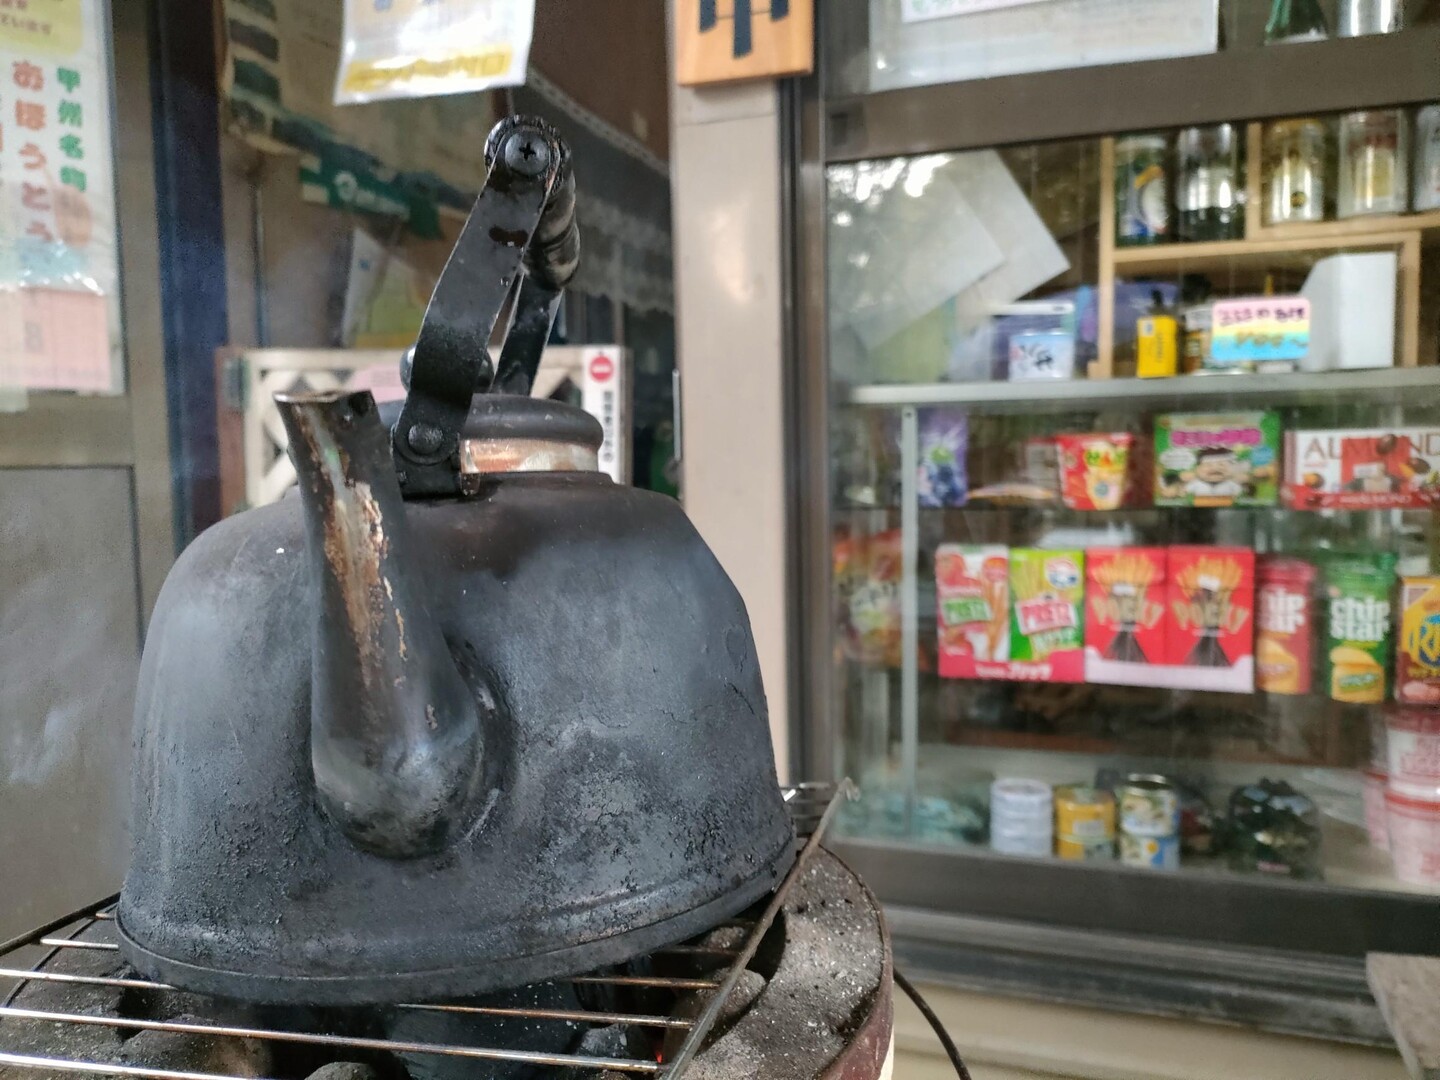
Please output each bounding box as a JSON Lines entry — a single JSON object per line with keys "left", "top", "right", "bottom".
{"left": 1055, "top": 784, "right": 1116, "bottom": 860}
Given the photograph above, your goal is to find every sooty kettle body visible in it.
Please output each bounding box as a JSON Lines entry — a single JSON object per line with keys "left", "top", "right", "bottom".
{"left": 116, "top": 117, "right": 795, "bottom": 1005}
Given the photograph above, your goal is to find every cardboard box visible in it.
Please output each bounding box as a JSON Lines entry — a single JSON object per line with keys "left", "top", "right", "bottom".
{"left": 936, "top": 545, "right": 1009, "bottom": 679}
{"left": 1085, "top": 549, "right": 1167, "bottom": 683}
{"left": 1284, "top": 428, "right": 1440, "bottom": 510}
{"left": 1009, "top": 549, "right": 1085, "bottom": 682}
{"left": 1397, "top": 577, "right": 1440, "bottom": 706}
{"left": 1165, "top": 546, "right": 1255, "bottom": 692}
{"left": 1154, "top": 411, "right": 1281, "bottom": 507}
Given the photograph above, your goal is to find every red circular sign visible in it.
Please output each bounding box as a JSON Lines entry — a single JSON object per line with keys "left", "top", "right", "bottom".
{"left": 588, "top": 354, "right": 615, "bottom": 382}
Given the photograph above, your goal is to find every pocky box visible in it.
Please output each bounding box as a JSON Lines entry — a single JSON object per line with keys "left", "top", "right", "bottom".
{"left": 1285, "top": 428, "right": 1440, "bottom": 510}
{"left": 1323, "top": 554, "right": 1397, "bottom": 704}
{"left": 1165, "top": 547, "right": 1255, "bottom": 683}
{"left": 1009, "top": 549, "right": 1085, "bottom": 681}
{"left": 1086, "top": 548, "right": 1167, "bottom": 668}
{"left": 936, "top": 545, "right": 1010, "bottom": 679}
{"left": 1399, "top": 577, "right": 1440, "bottom": 706}
{"left": 1154, "top": 412, "right": 1281, "bottom": 507}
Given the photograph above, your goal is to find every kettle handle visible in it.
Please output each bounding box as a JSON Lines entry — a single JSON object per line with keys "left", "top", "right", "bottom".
{"left": 392, "top": 116, "right": 578, "bottom": 497}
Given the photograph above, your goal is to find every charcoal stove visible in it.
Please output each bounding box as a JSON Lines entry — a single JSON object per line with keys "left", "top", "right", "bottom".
{"left": 0, "top": 785, "right": 908, "bottom": 1080}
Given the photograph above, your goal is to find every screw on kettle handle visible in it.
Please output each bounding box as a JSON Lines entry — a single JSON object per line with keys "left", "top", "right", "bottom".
{"left": 392, "top": 116, "right": 574, "bottom": 496}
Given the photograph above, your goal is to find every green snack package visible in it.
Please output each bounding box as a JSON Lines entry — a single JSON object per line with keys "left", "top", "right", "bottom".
{"left": 1154, "top": 411, "right": 1282, "bottom": 507}
{"left": 1323, "top": 553, "right": 1397, "bottom": 704}
{"left": 1009, "top": 548, "right": 1085, "bottom": 677}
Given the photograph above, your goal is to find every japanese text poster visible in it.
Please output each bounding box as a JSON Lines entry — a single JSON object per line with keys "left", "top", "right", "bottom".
{"left": 0, "top": 0, "right": 118, "bottom": 393}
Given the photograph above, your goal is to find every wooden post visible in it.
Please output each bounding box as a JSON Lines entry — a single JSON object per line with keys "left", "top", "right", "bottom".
{"left": 1096, "top": 136, "right": 1117, "bottom": 380}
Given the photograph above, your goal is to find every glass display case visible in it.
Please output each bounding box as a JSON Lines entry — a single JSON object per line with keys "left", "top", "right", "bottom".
{"left": 797, "top": 0, "right": 1440, "bottom": 1039}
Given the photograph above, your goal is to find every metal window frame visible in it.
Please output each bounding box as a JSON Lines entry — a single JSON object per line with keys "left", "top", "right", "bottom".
{"left": 785, "top": 6, "right": 1440, "bottom": 1040}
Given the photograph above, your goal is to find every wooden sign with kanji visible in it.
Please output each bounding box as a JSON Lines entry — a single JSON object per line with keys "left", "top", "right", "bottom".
{"left": 675, "top": 0, "right": 813, "bottom": 86}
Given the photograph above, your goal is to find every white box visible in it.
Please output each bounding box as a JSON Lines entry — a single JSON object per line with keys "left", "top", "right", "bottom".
{"left": 1299, "top": 252, "right": 1397, "bottom": 371}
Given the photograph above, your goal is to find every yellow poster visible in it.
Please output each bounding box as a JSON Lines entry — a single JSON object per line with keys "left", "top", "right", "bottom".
{"left": 0, "top": 0, "right": 83, "bottom": 57}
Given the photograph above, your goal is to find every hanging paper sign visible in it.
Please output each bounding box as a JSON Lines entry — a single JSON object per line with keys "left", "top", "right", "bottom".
{"left": 581, "top": 347, "right": 630, "bottom": 484}
{"left": 902, "top": 0, "right": 1055, "bottom": 22}
{"left": 335, "top": 0, "right": 535, "bottom": 105}
{"left": 0, "top": 0, "right": 119, "bottom": 392}
{"left": 1210, "top": 296, "right": 1310, "bottom": 366}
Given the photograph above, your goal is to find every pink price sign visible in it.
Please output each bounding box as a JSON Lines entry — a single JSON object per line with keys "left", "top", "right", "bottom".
{"left": 1210, "top": 296, "right": 1310, "bottom": 365}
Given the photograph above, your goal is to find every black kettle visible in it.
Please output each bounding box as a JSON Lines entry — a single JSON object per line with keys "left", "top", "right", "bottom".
{"left": 117, "top": 117, "right": 795, "bottom": 1005}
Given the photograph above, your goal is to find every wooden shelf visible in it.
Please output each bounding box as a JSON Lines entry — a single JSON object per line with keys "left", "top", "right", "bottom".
{"left": 1253, "top": 208, "right": 1440, "bottom": 244}
{"left": 1112, "top": 230, "right": 1418, "bottom": 275}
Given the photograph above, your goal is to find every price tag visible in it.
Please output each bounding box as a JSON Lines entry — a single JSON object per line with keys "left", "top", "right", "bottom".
{"left": 901, "top": 0, "right": 1053, "bottom": 23}
{"left": 1209, "top": 297, "right": 1310, "bottom": 365}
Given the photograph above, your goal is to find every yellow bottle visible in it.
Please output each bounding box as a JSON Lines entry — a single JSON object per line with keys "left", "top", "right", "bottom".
{"left": 1137, "top": 314, "right": 1178, "bottom": 378}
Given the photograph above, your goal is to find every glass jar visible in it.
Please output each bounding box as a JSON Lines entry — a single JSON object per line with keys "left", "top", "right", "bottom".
{"left": 1337, "top": 0, "right": 1404, "bottom": 36}
{"left": 1263, "top": 119, "right": 1327, "bottom": 225}
{"left": 1115, "top": 134, "right": 1170, "bottom": 247}
{"left": 1339, "top": 110, "right": 1410, "bottom": 218}
{"left": 1176, "top": 124, "right": 1243, "bottom": 242}
{"left": 1413, "top": 104, "right": 1440, "bottom": 212}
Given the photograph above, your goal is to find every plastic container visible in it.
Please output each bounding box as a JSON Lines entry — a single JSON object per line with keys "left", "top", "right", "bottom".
{"left": 1363, "top": 769, "right": 1390, "bottom": 850}
{"left": 1384, "top": 789, "right": 1440, "bottom": 888}
{"left": 1385, "top": 707, "right": 1440, "bottom": 796}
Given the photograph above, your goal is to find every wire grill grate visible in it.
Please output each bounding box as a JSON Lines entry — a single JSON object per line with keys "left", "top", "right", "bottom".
{"left": 0, "top": 781, "right": 850, "bottom": 1080}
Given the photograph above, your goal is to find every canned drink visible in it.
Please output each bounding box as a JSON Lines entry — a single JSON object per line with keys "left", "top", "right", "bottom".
{"left": 1115, "top": 135, "right": 1170, "bottom": 246}
{"left": 1055, "top": 784, "right": 1115, "bottom": 861}
{"left": 1120, "top": 832, "right": 1181, "bottom": 870}
{"left": 1118, "top": 775, "right": 1180, "bottom": 836}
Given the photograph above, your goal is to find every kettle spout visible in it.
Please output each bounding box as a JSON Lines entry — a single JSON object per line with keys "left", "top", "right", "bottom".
{"left": 277, "top": 389, "right": 483, "bottom": 858}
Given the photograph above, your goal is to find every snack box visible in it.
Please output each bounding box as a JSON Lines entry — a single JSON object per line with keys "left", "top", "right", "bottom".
{"left": 1085, "top": 548, "right": 1167, "bottom": 675}
{"left": 1154, "top": 412, "right": 1281, "bottom": 508}
{"left": 1009, "top": 549, "right": 1085, "bottom": 682}
{"left": 936, "top": 545, "right": 1010, "bottom": 679}
{"left": 835, "top": 528, "right": 903, "bottom": 667}
{"left": 1399, "top": 577, "right": 1440, "bottom": 706}
{"left": 1284, "top": 428, "right": 1440, "bottom": 510}
{"left": 1055, "top": 433, "right": 1145, "bottom": 511}
{"left": 1165, "top": 546, "right": 1255, "bottom": 691}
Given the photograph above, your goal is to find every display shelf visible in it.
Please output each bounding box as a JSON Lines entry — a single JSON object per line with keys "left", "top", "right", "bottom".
{"left": 946, "top": 726, "right": 1326, "bottom": 768}
{"left": 845, "top": 365, "right": 1440, "bottom": 413}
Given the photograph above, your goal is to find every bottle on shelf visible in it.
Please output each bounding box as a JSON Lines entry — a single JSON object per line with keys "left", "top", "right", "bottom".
{"left": 1337, "top": 0, "right": 1404, "bottom": 35}
{"left": 1176, "top": 124, "right": 1244, "bottom": 242}
{"left": 1415, "top": 104, "right": 1440, "bottom": 212}
{"left": 1115, "top": 134, "right": 1170, "bottom": 247}
{"left": 1137, "top": 290, "right": 1179, "bottom": 379}
{"left": 1264, "top": 0, "right": 1329, "bottom": 42}
{"left": 1339, "top": 109, "right": 1410, "bottom": 217}
{"left": 1262, "top": 118, "right": 1328, "bottom": 225}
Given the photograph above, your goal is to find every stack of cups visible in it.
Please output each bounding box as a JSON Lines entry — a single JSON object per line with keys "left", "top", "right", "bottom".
{"left": 990, "top": 778, "right": 1054, "bottom": 857}
{"left": 1384, "top": 707, "right": 1440, "bottom": 888}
